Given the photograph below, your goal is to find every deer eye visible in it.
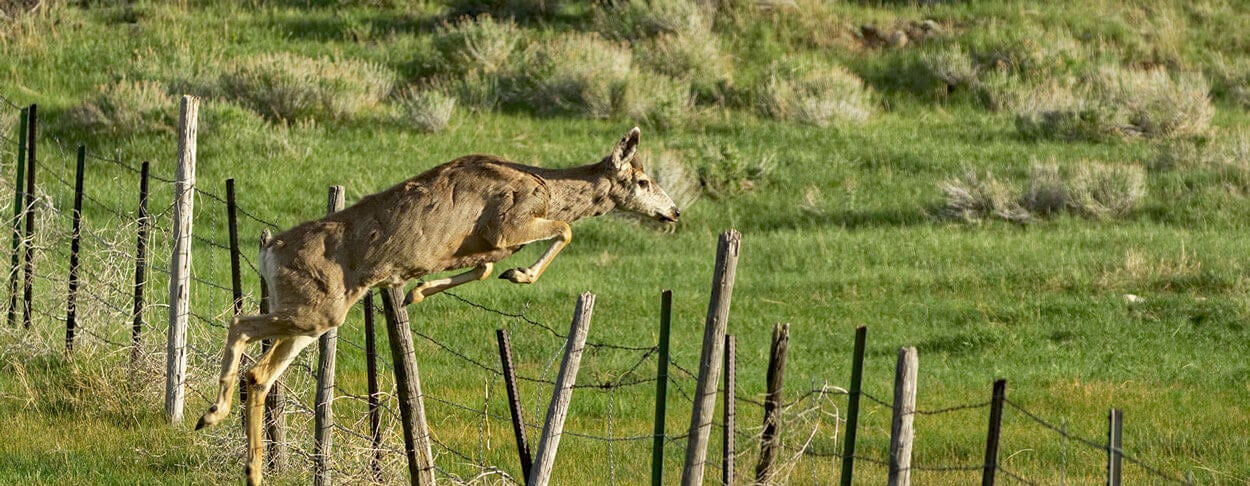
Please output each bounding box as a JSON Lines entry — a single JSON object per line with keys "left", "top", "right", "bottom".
{"left": 639, "top": 179, "right": 651, "bottom": 189}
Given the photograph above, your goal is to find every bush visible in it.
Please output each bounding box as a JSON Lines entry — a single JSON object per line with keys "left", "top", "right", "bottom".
{"left": 1205, "top": 54, "right": 1250, "bottom": 109}
{"left": 695, "top": 143, "right": 774, "bottom": 199}
{"left": 395, "top": 86, "right": 457, "bottom": 133}
{"left": 446, "top": 0, "right": 563, "bottom": 19}
{"left": 617, "top": 71, "right": 691, "bottom": 130}
{"left": 64, "top": 79, "right": 176, "bottom": 134}
{"left": 1013, "top": 80, "right": 1128, "bottom": 142}
{"left": 921, "top": 45, "right": 977, "bottom": 90}
{"left": 940, "top": 170, "right": 1030, "bottom": 223}
{"left": 635, "top": 28, "right": 732, "bottom": 100}
{"left": 1023, "top": 162, "right": 1066, "bottom": 216}
{"left": 592, "top": 0, "right": 710, "bottom": 41}
{"left": 218, "top": 52, "right": 394, "bottom": 122}
{"left": 1067, "top": 162, "right": 1147, "bottom": 219}
{"left": 512, "top": 33, "right": 633, "bottom": 118}
{"left": 432, "top": 15, "right": 520, "bottom": 74}
{"left": 759, "top": 60, "right": 873, "bottom": 126}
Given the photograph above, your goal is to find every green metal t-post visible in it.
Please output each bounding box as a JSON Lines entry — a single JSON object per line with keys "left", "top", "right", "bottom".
{"left": 840, "top": 326, "right": 867, "bottom": 486}
{"left": 651, "top": 290, "right": 673, "bottom": 486}
{"left": 7, "top": 106, "right": 28, "bottom": 327}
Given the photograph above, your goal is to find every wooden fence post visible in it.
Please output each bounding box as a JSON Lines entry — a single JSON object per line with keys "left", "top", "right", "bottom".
{"left": 20, "top": 104, "right": 37, "bottom": 330}
{"left": 529, "top": 292, "right": 595, "bottom": 486}
{"left": 839, "top": 326, "right": 867, "bottom": 486}
{"left": 64, "top": 145, "right": 85, "bottom": 353}
{"left": 651, "top": 289, "right": 673, "bottom": 486}
{"left": 365, "top": 290, "right": 383, "bottom": 481}
{"left": 1107, "top": 409, "right": 1122, "bottom": 486}
{"left": 313, "top": 185, "right": 344, "bottom": 486}
{"left": 380, "top": 286, "right": 436, "bottom": 484}
{"left": 6, "top": 106, "right": 27, "bottom": 328}
{"left": 497, "top": 328, "right": 533, "bottom": 483}
{"left": 681, "top": 230, "right": 741, "bottom": 486}
{"left": 982, "top": 379, "right": 1007, "bottom": 486}
{"left": 166, "top": 96, "right": 198, "bottom": 425}
{"left": 723, "top": 334, "right": 736, "bottom": 486}
{"left": 130, "top": 161, "right": 150, "bottom": 364}
{"left": 756, "top": 323, "right": 790, "bottom": 484}
{"left": 259, "top": 229, "right": 287, "bottom": 472}
{"left": 888, "top": 347, "right": 918, "bottom": 486}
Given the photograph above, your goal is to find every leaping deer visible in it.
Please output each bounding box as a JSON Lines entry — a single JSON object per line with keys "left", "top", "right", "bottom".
{"left": 195, "top": 127, "right": 679, "bottom": 485}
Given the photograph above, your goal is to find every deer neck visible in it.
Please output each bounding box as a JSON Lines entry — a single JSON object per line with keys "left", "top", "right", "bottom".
{"left": 539, "top": 164, "right": 618, "bottom": 223}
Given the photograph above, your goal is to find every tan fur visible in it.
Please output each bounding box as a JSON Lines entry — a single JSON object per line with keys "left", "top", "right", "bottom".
{"left": 196, "top": 127, "right": 678, "bottom": 485}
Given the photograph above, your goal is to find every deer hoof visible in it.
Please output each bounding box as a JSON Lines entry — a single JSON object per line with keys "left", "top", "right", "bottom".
{"left": 196, "top": 406, "right": 221, "bottom": 430}
{"left": 403, "top": 288, "right": 424, "bottom": 306}
{"left": 499, "top": 268, "right": 534, "bottom": 284}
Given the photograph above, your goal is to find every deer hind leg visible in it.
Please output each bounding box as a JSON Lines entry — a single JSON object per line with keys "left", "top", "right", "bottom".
{"left": 244, "top": 334, "right": 318, "bottom": 486}
{"left": 499, "top": 218, "right": 572, "bottom": 284}
{"left": 403, "top": 262, "right": 493, "bottom": 306}
{"left": 197, "top": 310, "right": 322, "bottom": 431}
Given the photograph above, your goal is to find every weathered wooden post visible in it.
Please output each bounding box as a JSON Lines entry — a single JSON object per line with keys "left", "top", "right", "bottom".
{"left": 497, "top": 328, "right": 533, "bottom": 482}
{"left": 364, "top": 290, "right": 384, "bottom": 481}
{"left": 166, "top": 96, "right": 198, "bottom": 425}
{"left": 313, "top": 185, "right": 344, "bottom": 486}
{"left": 982, "top": 379, "right": 1007, "bottom": 486}
{"left": 888, "top": 347, "right": 918, "bottom": 486}
{"left": 20, "top": 104, "right": 37, "bottom": 330}
{"left": 681, "top": 230, "right": 741, "bottom": 486}
{"left": 839, "top": 326, "right": 867, "bottom": 486}
{"left": 1107, "top": 409, "right": 1122, "bottom": 486}
{"left": 756, "top": 323, "right": 790, "bottom": 484}
{"left": 380, "top": 286, "right": 436, "bottom": 484}
{"left": 723, "top": 334, "right": 736, "bottom": 486}
{"left": 6, "top": 106, "right": 27, "bottom": 328}
{"left": 130, "top": 161, "right": 150, "bottom": 364}
{"left": 651, "top": 289, "right": 673, "bottom": 486}
{"left": 64, "top": 145, "right": 85, "bottom": 353}
{"left": 529, "top": 292, "right": 595, "bottom": 486}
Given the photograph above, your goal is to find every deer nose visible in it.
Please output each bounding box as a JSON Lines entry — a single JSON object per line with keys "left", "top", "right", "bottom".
{"left": 673, "top": 207, "right": 681, "bottom": 219}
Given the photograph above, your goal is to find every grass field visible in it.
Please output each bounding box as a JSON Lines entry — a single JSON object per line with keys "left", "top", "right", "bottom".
{"left": 2, "top": 1, "right": 1249, "bottom": 484}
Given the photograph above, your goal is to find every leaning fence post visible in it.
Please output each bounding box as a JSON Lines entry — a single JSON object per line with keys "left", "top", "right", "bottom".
{"left": 529, "top": 292, "right": 595, "bottom": 486}
{"left": 165, "top": 96, "right": 198, "bottom": 425}
{"left": 681, "top": 230, "right": 741, "bottom": 486}
{"left": 7, "top": 106, "right": 27, "bottom": 328}
{"left": 20, "top": 104, "right": 37, "bottom": 330}
{"left": 380, "top": 286, "right": 436, "bottom": 484}
{"left": 651, "top": 289, "right": 673, "bottom": 486}
{"left": 756, "top": 323, "right": 790, "bottom": 484}
{"left": 888, "top": 347, "right": 918, "bottom": 486}
{"left": 723, "top": 334, "right": 737, "bottom": 486}
{"left": 839, "top": 326, "right": 867, "bottom": 486}
{"left": 313, "top": 185, "right": 345, "bottom": 486}
{"left": 982, "top": 379, "right": 1007, "bottom": 486}
{"left": 1107, "top": 409, "right": 1122, "bottom": 486}
{"left": 130, "top": 161, "right": 150, "bottom": 365}
{"left": 259, "top": 229, "right": 287, "bottom": 472}
{"left": 64, "top": 145, "right": 85, "bottom": 353}
{"left": 365, "top": 290, "right": 384, "bottom": 481}
{"left": 497, "top": 328, "right": 533, "bottom": 483}
{"left": 226, "top": 179, "right": 248, "bottom": 431}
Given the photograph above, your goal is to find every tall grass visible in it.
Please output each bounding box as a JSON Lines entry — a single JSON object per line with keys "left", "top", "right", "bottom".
{"left": 218, "top": 52, "right": 394, "bottom": 122}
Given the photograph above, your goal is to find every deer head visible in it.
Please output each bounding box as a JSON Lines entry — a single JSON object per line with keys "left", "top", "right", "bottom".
{"left": 603, "top": 127, "right": 681, "bottom": 223}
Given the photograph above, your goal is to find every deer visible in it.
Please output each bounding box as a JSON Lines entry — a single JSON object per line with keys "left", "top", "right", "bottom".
{"left": 194, "top": 127, "right": 679, "bottom": 485}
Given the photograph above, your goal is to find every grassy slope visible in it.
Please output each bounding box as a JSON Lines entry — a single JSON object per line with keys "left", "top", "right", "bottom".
{"left": 2, "top": 1, "right": 1249, "bottom": 484}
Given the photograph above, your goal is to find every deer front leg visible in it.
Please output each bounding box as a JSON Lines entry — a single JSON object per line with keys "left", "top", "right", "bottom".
{"left": 499, "top": 219, "right": 572, "bottom": 284}
{"left": 403, "top": 262, "right": 494, "bottom": 305}
{"left": 196, "top": 317, "right": 252, "bottom": 430}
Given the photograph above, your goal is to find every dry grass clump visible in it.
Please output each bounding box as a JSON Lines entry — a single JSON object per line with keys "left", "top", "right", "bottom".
{"left": 966, "top": 24, "right": 1083, "bottom": 81}
{"left": 64, "top": 79, "right": 176, "bottom": 134}
{"left": 395, "top": 85, "right": 457, "bottom": 133}
{"left": 695, "top": 143, "right": 775, "bottom": 199}
{"left": 447, "top": 0, "right": 563, "bottom": 19}
{"left": 1153, "top": 131, "right": 1250, "bottom": 193}
{"left": 512, "top": 32, "right": 633, "bottom": 118}
{"left": 218, "top": 52, "right": 394, "bottom": 122}
{"left": 921, "top": 45, "right": 978, "bottom": 90}
{"left": 759, "top": 61, "right": 873, "bottom": 126}
{"left": 1014, "top": 67, "right": 1213, "bottom": 141}
{"left": 635, "top": 28, "right": 732, "bottom": 100}
{"left": 592, "top": 0, "right": 710, "bottom": 41}
{"left": 941, "top": 170, "right": 1029, "bottom": 223}
{"left": 1022, "top": 162, "right": 1066, "bottom": 216}
{"left": 1067, "top": 162, "right": 1147, "bottom": 219}
{"left": 432, "top": 15, "right": 520, "bottom": 74}
{"left": 1205, "top": 54, "right": 1250, "bottom": 109}
{"left": 617, "top": 71, "right": 691, "bottom": 129}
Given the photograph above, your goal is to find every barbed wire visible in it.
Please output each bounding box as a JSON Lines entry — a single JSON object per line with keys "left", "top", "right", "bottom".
{"left": 442, "top": 290, "right": 655, "bottom": 352}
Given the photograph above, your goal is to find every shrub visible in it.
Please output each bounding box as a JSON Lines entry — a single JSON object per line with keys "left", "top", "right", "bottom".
{"left": 1023, "top": 162, "right": 1066, "bottom": 216}
{"left": 635, "top": 28, "right": 732, "bottom": 100}
{"left": 512, "top": 33, "right": 633, "bottom": 118}
{"left": 218, "top": 52, "right": 394, "bottom": 122}
{"left": 1013, "top": 80, "right": 1128, "bottom": 142}
{"left": 695, "top": 143, "right": 774, "bottom": 199}
{"left": 432, "top": 15, "right": 520, "bottom": 74}
{"left": 966, "top": 24, "right": 1084, "bottom": 81}
{"left": 395, "top": 86, "right": 457, "bottom": 133}
{"left": 617, "top": 71, "right": 691, "bottom": 130}
{"left": 759, "top": 61, "right": 872, "bottom": 126}
{"left": 1067, "top": 162, "right": 1147, "bottom": 219}
{"left": 921, "top": 45, "right": 977, "bottom": 90}
{"left": 974, "top": 70, "right": 1029, "bottom": 112}
{"left": 446, "top": 0, "right": 563, "bottom": 19}
{"left": 940, "top": 170, "right": 1029, "bottom": 223}
{"left": 64, "top": 79, "right": 176, "bottom": 134}
{"left": 1205, "top": 54, "right": 1250, "bottom": 109}
{"left": 592, "top": 0, "right": 710, "bottom": 41}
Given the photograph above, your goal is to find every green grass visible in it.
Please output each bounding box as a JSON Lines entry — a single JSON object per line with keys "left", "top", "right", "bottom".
{"left": 3, "top": 1, "right": 1250, "bottom": 484}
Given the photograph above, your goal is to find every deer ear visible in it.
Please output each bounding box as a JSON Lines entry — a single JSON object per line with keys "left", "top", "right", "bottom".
{"left": 611, "top": 127, "right": 641, "bottom": 171}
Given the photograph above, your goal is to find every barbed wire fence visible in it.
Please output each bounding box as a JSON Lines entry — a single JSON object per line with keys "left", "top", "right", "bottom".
{"left": 0, "top": 93, "right": 1207, "bottom": 485}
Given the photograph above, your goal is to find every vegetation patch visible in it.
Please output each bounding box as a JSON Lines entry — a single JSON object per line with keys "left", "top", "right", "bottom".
{"left": 64, "top": 79, "right": 176, "bottom": 135}
{"left": 432, "top": 15, "right": 521, "bottom": 75}
{"left": 510, "top": 32, "right": 633, "bottom": 118}
{"left": 942, "top": 161, "right": 1147, "bottom": 223}
{"left": 218, "top": 52, "right": 394, "bottom": 122}
{"left": 758, "top": 60, "right": 873, "bottom": 126}
{"left": 395, "top": 85, "right": 457, "bottom": 133}
{"left": 941, "top": 170, "right": 1029, "bottom": 223}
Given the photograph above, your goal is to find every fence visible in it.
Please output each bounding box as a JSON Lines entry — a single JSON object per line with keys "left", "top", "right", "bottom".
{"left": 0, "top": 93, "right": 1201, "bottom": 484}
